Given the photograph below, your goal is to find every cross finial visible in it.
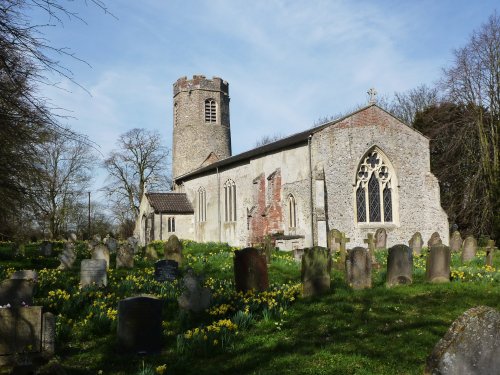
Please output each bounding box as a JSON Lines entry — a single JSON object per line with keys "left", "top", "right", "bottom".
{"left": 367, "top": 88, "right": 377, "bottom": 104}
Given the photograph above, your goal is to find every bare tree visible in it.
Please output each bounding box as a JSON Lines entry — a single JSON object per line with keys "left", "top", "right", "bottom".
{"left": 255, "top": 133, "right": 285, "bottom": 147}
{"left": 103, "top": 128, "right": 170, "bottom": 220}
{"left": 388, "top": 85, "right": 439, "bottom": 124}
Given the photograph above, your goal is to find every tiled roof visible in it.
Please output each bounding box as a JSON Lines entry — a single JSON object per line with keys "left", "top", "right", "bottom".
{"left": 146, "top": 193, "right": 194, "bottom": 214}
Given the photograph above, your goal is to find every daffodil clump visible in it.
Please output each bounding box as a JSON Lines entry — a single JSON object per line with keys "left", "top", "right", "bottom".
{"left": 178, "top": 318, "right": 239, "bottom": 354}
{"left": 451, "top": 264, "right": 498, "bottom": 282}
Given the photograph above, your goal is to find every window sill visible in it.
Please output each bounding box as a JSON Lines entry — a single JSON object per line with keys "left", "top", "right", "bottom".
{"left": 356, "top": 223, "right": 399, "bottom": 229}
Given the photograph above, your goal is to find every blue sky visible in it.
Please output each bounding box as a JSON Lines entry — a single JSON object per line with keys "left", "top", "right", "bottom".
{"left": 31, "top": 0, "right": 498, "bottom": 196}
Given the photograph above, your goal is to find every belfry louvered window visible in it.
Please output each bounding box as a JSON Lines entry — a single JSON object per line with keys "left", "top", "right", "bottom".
{"left": 355, "top": 149, "right": 395, "bottom": 224}
{"left": 205, "top": 99, "right": 217, "bottom": 123}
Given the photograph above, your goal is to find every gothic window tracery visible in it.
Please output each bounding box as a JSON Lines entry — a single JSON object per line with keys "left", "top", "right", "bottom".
{"left": 198, "top": 187, "right": 206, "bottom": 222}
{"left": 355, "top": 150, "right": 394, "bottom": 223}
{"left": 205, "top": 99, "right": 217, "bottom": 123}
{"left": 224, "top": 179, "right": 236, "bottom": 222}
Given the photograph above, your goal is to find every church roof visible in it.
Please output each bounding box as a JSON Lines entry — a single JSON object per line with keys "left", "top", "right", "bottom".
{"left": 145, "top": 193, "right": 194, "bottom": 214}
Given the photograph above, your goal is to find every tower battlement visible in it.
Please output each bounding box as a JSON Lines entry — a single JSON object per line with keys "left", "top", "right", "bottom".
{"left": 173, "top": 75, "right": 229, "bottom": 97}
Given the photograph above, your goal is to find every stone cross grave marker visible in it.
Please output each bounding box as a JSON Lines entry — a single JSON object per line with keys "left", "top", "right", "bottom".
{"left": 386, "top": 244, "right": 413, "bottom": 287}
{"left": 363, "top": 233, "right": 379, "bottom": 268}
{"left": 92, "top": 244, "right": 110, "bottom": 270}
{"left": 375, "top": 228, "right": 387, "bottom": 250}
{"left": 301, "top": 247, "right": 332, "bottom": 297}
{"left": 461, "top": 235, "right": 477, "bottom": 263}
{"left": 233, "top": 247, "right": 269, "bottom": 293}
{"left": 409, "top": 232, "right": 423, "bottom": 256}
{"left": 327, "top": 229, "right": 342, "bottom": 253}
{"left": 80, "top": 259, "right": 107, "bottom": 288}
{"left": 426, "top": 244, "right": 451, "bottom": 283}
{"left": 449, "top": 231, "right": 463, "bottom": 252}
{"left": 154, "top": 259, "right": 179, "bottom": 282}
{"left": 427, "top": 232, "right": 442, "bottom": 248}
{"left": 346, "top": 247, "right": 372, "bottom": 290}
{"left": 178, "top": 269, "right": 212, "bottom": 313}
{"left": 116, "top": 244, "right": 134, "bottom": 269}
{"left": 58, "top": 241, "right": 77, "bottom": 270}
{"left": 334, "top": 232, "right": 350, "bottom": 270}
{"left": 117, "top": 295, "right": 163, "bottom": 353}
{"left": 164, "top": 234, "right": 183, "bottom": 264}
{"left": 485, "top": 239, "right": 496, "bottom": 267}
{"left": 0, "top": 279, "right": 34, "bottom": 307}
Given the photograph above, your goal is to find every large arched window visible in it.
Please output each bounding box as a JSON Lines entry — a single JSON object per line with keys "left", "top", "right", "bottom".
{"left": 198, "top": 187, "right": 206, "bottom": 222}
{"left": 355, "top": 149, "right": 395, "bottom": 223}
{"left": 224, "top": 179, "right": 236, "bottom": 222}
{"left": 288, "top": 194, "right": 297, "bottom": 228}
{"left": 205, "top": 99, "right": 217, "bottom": 123}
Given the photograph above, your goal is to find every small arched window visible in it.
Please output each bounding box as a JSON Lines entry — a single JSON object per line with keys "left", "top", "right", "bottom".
{"left": 198, "top": 187, "right": 206, "bottom": 222}
{"left": 288, "top": 194, "right": 297, "bottom": 228}
{"left": 205, "top": 99, "right": 217, "bottom": 123}
{"left": 355, "top": 149, "right": 395, "bottom": 224}
{"left": 224, "top": 179, "right": 236, "bottom": 222}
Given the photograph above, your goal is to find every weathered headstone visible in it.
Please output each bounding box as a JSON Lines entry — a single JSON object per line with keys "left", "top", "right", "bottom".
{"left": 233, "top": 247, "right": 269, "bottom": 293}
{"left": 145, "top": 244, "right": 159, "bottom": 261}
{"left": 68, "top": 232, "right": 77, "bottom": 242}
{"left": 178, "top": 269, "right": 212, "bottom": 313}
{"left": 449, "top": 230, "right": 463, "bottom": 252}
{"left": 92, "top": 244, "right": 110, "bottom": 269}
{"left": 293, "top": 248, "right": 304, "bottom": 262}
{"left": 128, "top": 236, "right": 140, "bottom": 254}
{"left": 262, "top": 236, "right": 273, "bottom": 264}
{"left": 301, "top": 247, "right": 332, "bottom": 297}
{"left": 425, "top": 306, "right": 500, "bottom": 375}
{"left": 427, "top": 232, "right": 442, "bottom": 248}
{"left": 117, "top": 295, "right": 163, "bottom": 353}
{"left": 154, "top": 259, "right": 179, "bottom": 282}
{"left": 363, "top": 233, "right": 380, "bottom": 268}
{"left": 57, "top": 241, "right": 77, "bottom": 270}
{"left": 39, "top": 241, "right": 52, "bottom": 257}
{"left": 485, "top": 239, "right": 496, "bottom": 267}
{"left": 386, "top": 244, "right": 413, "bottom": 287}
{"left": 164, "top": 234, "right": 183, "bottom": 264}
{"left": 345, "top": 247, "right": 372, "bottom": 290}
{"left": 105, "top": 236, "right": 118, "bottom": 254}
{"left": 0, "top": 279, "right": 34, "bottom": 307}
{"left": 0, "top": 306, "right": 43, "bottom": 356}
{"left": 408, "top": 232, "right": 423, "bottom": 256}
{"left": 80, "top": 259, "right": 107, "bottom": 288}
{"left": 41, "top": 312, "right": 55, "bottom": 356}
{"left": 327, "top": 229, "right": 342, "bottom": 253}
{"left": 461, "top": 235, "right": 477, "bottom": 263}
{"left": 426, "top": 244, "right": 451, "bottom": 283}
{"left": 375, "top": 228, "right": 387, "bottom": 250}
{"left": 10, "top": 270, "right": 38, "bottom": 283}
{"left": 116, "top": 245, "right": 134, "bottom": 269}
{"left": 334, "top": 232, "right": 350, "bottom": 270}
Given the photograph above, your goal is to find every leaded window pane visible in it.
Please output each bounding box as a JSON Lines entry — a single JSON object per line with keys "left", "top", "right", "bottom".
{"left": 383, "top": 186, "right": 392, "bottom": 222}
{"left": 368, "top": 174, "right": 381, "bottom": 222}
{"left": 356, "top": 186, "right": 366, "bottom": 222}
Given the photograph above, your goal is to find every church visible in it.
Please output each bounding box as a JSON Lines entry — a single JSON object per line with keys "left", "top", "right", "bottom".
{"left": 134, "top": 75, "right": 449, "bottom": 250}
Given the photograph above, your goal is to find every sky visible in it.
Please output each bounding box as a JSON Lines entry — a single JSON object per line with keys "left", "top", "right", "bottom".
{"left": 30, "top": 0, "right": 498, "bottom": 199}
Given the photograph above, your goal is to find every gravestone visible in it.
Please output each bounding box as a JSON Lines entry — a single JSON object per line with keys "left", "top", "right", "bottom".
{"left": 334, "top": 232, "right": 350, "bottom": 270}
{"left": 128, "top": 236, "right": 140, "bottom": 254}
{"left": 262, "top": 236, "right": 273, "bottom": 264}
{"left": 57, "top": 241, "right": 76, "bottom": 270}
{"left": 461, "top": 235, "right": 477, "bottom": 263}
{"left": 449, "top": 230, "right": 463, "bottom": 252}
{"left": 92, "top": 244, "right": 110, "bottom": 269}
{"left": 386, "top": 244, "right": 413, "bottom": 287}
{"left": 117, "top": 295, "right": 163, "bottom": 353}
{"left": 363, "top": 233, "right": 380, "bottom": 268}
{"left": 0, "top": 279, "right": 34, "bottom": 307}
{"left": 375, "top": 228, "right": 387, "bottom": 250}
{"left": 41, "top": 312, "right": 55, "bottom": 356}
{"left": 145, "top": 245, "right": 159, "bottom": 261}
{"left": 178, "top": 269, "right": 212, "bottom": 313}
{"left": 80, "top": 259, "right": 107, "bottom": 288}
{"left": 10, "top": 270, "right": 38, "bottom": 283}
{"left": 293, "top": 248, "right": 304, "bottom": 262}
{"left": 0, "top": 306, "right": 42, "bottom": 356}
{"left": 68, "top": 232, "right": 77, "bottom": 242}
{"left": 93, "top": 234, "right": 102, "bottom": 242}
{"left": 105, "top": 236, "right": 118, "bottom": 254}
{"left": 233, "top": 247, "right": 269, "bottom": 293}
{"left": 116, "top": 245, "right": 134, "bottom": 269}
{"left": 345, "top": 247, "right": 372, "bottom": 290}
{"left": 327, "top": 229, "right": 342, "bottom": 253}
{"left": 39, "top": 241, "right": 52, "bottom": 257}
{"left": 425, "top": 306, "right": 500, "bottom": 375}
{"left": 408, "top": 232, "right": 423, "bottom": 256}
{"left": 164, "top": 234, "right": 183, "bottom": 264}
{"left": 426, "top": 244, "right": 451, "bottom": 283}
{"left": 427, "top": 232, "right": 442, "bottom": 248}
{"left": 154, "top": 259, "right": 179, "bottom": 282}
{"left": 485, "top": 239, "right": 496, "bottom": 267}
{"left": 301, "top": 247, "right": 332, "bottom": 297}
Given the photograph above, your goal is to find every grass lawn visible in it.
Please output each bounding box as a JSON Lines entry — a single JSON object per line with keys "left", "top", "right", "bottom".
{"left": 0, "top": 241, "right": 499, "bottom": 374}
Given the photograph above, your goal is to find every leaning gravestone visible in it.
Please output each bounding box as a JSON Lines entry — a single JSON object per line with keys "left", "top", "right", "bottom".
{"left": 116, "top": 245, "right": 134, "bottom": 269}
{"left": 178, "top": 269, "right": 212, "bottom": 313}
{"left": 117, "top": 295, "right": 163, "bottom": 353}
{"left": 80, "top": 259, "right": 107, "bottom": 288}
{"left": 164, "top": 234, "right": 183, "bottom": 264}
{"left": 427, "top": 232, "right": 442, "bottom": 248}
{"left": 485, "top": 239, "right": 496, "bottom": 267}
{"left": 461, "top": 235, "right": 477, "bottom": 263}
{"left": 234, "top": 247, "right": 269, "bottom": 293}
{"left": 92, "top": 244, "right": 110, "bottom": 269}
{"left": 154, "top": 259, "right": 179, "bottom": 282}
{"left": 0, "top": 279, "right": 34, "bottom": 306}
{"left": 327, "top": 229, "right": 342, "bottom": 253}
{"left": 345, "top": 247, "right": 372, "bottom": 290}
{"left": 449, "top": 230, "right": 463, "bottom": 252}
{"left": 39, "top": 241, "right": 52, "bottom": 257}
{"left": 301, "top": 247, "right": 332, "bottom": 297}
{"left": 375, "top": 228, "right": 387, "bottom": 250}
{"left": 426, "top": 244, "right": 451, "bottom": 283}
{"left": 58, "top": 241, "right": 77, "bottom": 270}
{"left": 0, "top": 306, "right": 42, "bottom": 356}
{"left": 425, "top": 306, "right": 500, "bottom": 375}
{"left": 386, "top": 244, "right": 413, "bottom": 287}
{"left": 10, "top": 270, "right": 38, "bottom": 282}
{"left": 408, "top": 232, "right": 423, "bottom": 256}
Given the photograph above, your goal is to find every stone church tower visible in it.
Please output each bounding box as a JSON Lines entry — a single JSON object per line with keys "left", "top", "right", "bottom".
{"left": 172, "top": 75, "right": 232, "bottom": 179}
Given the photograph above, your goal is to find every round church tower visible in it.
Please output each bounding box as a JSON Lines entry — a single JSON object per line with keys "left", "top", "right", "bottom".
{"left": 172, "top": 75, "right": 232, "bottom": 179}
